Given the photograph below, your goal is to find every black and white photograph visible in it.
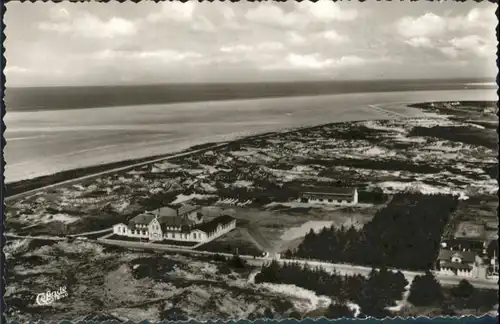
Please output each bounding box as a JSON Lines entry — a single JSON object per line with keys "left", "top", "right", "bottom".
{"left": 2, "top": 1, "right": 498, "bottom": 322}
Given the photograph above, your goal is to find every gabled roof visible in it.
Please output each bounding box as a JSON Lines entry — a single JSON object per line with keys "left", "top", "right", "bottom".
{"left": 159, "top": 217, "right": 195, "bottom": 231}
{"left": 177, "top": 204, "right": 201, "bottom": 216}
{"left": 301, "top": 187, "right": 356, "bottom": 196}
{"left": 129, "top": 213, "right": 155, "bottom": 226}
{"left": 129, "top": 210, "right": 194, "bottom": 228}
{"left": 438, "top": 249, "right": 476, "bottom": 263}
{"left": 194, "top": 215, "right": 235, "bottom": 234}
{"left": 443, "top": 238, "right": 485, "bottom": 250}
{"left": 158, "top": 206, "right": 178, "bottom": 217}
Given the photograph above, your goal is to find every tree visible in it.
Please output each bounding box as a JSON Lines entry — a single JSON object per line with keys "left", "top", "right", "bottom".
{"left": 451, "top": 279, "right": 475, "bottom": 299}
{"left": 230, "top": 253, "right": 247, "bottom": 269}
{"left": 408, "top": 272, "right": 443, "bottom": 306}
{"left": 440, "top": 300, "right": 458, "bottom": 317}
{"left": 263, "top": 307, "right": 274, "bottom": 319}
{"left": 325, "top": 303, "right": 355, "bottom": 319}
{"left": 360, "top": 268, "right": 406, "bottom": 310}
{"left": 342, "top": 274, "right": 366, "bottom": 302}
{"left": 289, "top": 311, "right": 302, "bottom": 320}
{"left": 161, "top": 307, "right": 188, "bottom": 321}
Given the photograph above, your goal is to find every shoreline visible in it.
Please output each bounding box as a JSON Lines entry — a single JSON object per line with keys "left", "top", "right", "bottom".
{"left": 8, "top": 112, "right": 387, "bottom": 200}
{"left": 5, "top": 128, "right": 309, "bottom": 200}
{"left": 5, "top": 99, "right": 495, "bottom": 201}
{"left": 5, "top": 115, "right": 397, "bottom": 200}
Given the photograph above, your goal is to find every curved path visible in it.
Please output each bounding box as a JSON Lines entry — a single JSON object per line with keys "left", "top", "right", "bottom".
{"left": 5, "top": 89, "right": 494, "bottom": 184}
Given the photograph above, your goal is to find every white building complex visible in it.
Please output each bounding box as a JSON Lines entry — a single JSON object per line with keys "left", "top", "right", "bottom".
{"left": 297, "top": 187, "right": 358, "bottom": 206}
{"left": 436, "top": 248, "right": 487, "bottom": 279}
{"left": 112, "top": 204, "right": 236, "bottom": 246}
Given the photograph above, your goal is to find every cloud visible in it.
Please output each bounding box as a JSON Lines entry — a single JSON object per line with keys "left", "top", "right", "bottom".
{"left": 5, "top": 65, "right": 29, "bottom": 74}
{"left": 321, "top": 30, "right": 349, "bottom": 43}
{"left": 397, "top": 6, "right": 496, "bottom": 60}
{"left": 146, "top": 2, "right": 218, "bottom": 32}
{"left": 295, "top": 1, "right": 358, "bottom": 22}
{"left": 287, "top": 53, "right": 332, "bottom": 69}
{"left": 257, "top": 42, "right": 285, "bottom": 51}
{"left": 336, "top": 56, "right": 367, "bottom": 66}
{"left": 439, "top": 46, "right": 459, "bottom": 59}
{"left": 245, "top": 3, "right": 302, "bottom": 28}
{"left": 93, "top": 49, "right": 202, "bottom": 63}
{"left": 6, "top": 1, "right": 496, "bottom": 86}
{"left": 448, "top": 7, "right": 497, "bottom": 31}
{"left": 265, "top": 53, "right": 366, "bottom": 70}
{"left": 219, "top": 44, "right": 253, "bottom": 53}
{"left": 48, "top": 6, "right": 71, "bottom": 20}
{"left": 245, "top": 2, "right": 358, "bottom": 30}
{"left": 147, "top": 1, "right": 196, "bottom": 23}
{"left": 398, "top": 6, "right": 496, "bottom": 40}
{"left": 449, "top": 35, "right": 495, "bottom": 58}
{"left": 287, "top": 31, "right": 307, "bottom": 45}
{"left": 39, "top": 13, "right": 138, "bottom": 39}
{"left": 220, "top": 42, "right": 284, "bottom": 54}
{"left": 404, "top": 37, "right": 433, "bottom": 48}
{"left": 396, "top": 13, "right": 447, "bottom": 38}
{"left": 397, "top": 7, "right": 496, "bottom": 39}
{"left": 221, "top": 6, "right": 236, "bottom": 21}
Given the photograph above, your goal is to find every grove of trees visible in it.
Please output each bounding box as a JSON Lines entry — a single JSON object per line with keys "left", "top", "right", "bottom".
{"left": 290, "top": 193, "right": 458, "bottom": 271}
{"left": 407, "top": 275, "right": 498, "bottom": 315}
{"left": 255, "top": 260, "right": 408, "bottom": 318}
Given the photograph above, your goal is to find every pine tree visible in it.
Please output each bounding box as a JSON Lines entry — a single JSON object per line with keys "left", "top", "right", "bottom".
{"left": 408, "top": 271, "right": 443, "bottom": 306}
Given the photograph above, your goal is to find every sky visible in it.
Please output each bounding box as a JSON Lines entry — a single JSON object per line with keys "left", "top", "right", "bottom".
{"left": 4, "top": 1, "right": 498, "bottom": 86}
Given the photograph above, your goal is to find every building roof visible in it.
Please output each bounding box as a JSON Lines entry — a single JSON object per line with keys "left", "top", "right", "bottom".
{"left": 440, "top": 262, "right": 473, "bottom": 271}
{"left": 301, "top": 187, "right": 356, "bottom": 196}
{"left": 193, "top": 215, "right": 235, "bottom": 234}
{"left": 128, "top": 206, "right": 232, "bottom": 234}
{"left": 129, "top": 204, "right": 202, "bottom": 227}
{"left": 158, "top": 217, "right": 195, "bottom": 229}
{"left": 157, "top": 206, "right": 178, "bottom": 217}
{"left": 438, "top": 249, "right": 476, "bottom": 263}
{"left": 177, "top": 204, "right": 201, "bottom": 216}
{"left": 129, "top": 211, "right": 195, "bottom": 229}
{"left": 129, "top": 213, "right": 156, "bottom": 226}
{"left": 443, "top": 238, "right": 485, "bottom": 251}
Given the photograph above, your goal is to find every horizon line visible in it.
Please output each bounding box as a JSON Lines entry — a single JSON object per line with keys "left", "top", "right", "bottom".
{"left": 7, "top": 77, "right": 496, "bottom": 89}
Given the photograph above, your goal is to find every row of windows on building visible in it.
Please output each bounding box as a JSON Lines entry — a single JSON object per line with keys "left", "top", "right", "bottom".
{"left": 117, "top": 226, "right": 200, "bottom": 240}
{"left": 304, "top": 197, "right": 352, "bottom": 203}
{"left": 135, "top": 224, "right": 182, "bottom": 231}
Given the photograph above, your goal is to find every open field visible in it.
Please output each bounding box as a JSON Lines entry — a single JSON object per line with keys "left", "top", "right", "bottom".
{"left": 444, "top": 197, "right": 498, "bottom": 241}
{"left": 221, "top": 206, "right": 378, "bottom": 254}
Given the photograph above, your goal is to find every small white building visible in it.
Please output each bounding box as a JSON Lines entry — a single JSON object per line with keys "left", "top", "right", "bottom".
{"left": 436, "top": 249, "right": 485, "bottom": 278}
{"left": 112, "top": 204, "right": 236, "bottom": 245}
{"left": 297, "top": 187, "right": 358, "bottom": 206}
